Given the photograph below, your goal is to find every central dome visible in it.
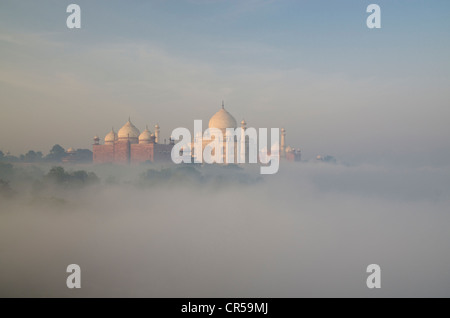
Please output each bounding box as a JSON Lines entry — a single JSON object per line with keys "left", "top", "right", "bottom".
{"left": 208, "top": 104, "right": 237, "bottom": 130}
{"left": 118, "top": 119, "right": 140, "bottom": 140}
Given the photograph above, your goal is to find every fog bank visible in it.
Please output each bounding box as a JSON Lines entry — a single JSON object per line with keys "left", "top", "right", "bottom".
{"left": 1, "top": 162, "right": 450, "bottom": 297}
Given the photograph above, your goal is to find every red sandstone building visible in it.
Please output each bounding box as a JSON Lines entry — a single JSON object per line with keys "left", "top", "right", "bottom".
{"left": 93, "top": 119, "right": 173, "bottom": 164}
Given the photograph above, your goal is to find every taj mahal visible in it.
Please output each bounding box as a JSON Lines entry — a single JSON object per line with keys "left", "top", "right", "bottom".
{"left": 92, "top": 103, "right": 301, "bottom": 164}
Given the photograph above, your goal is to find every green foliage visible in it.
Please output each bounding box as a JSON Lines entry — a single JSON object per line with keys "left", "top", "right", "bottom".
{"left": 23, "top": 150, "right": 43, "bottom": 162}
{"left": 45, "top": 144, "right": 66, "bottom": 162}
{"left": 46, "top": 166, "right": 67, "bottom": 183}
{"left": 73, "top": 149, "right": 93, "bottom": 163}
{"left": 45, "top": 166, "right": 99, "bottom": 187}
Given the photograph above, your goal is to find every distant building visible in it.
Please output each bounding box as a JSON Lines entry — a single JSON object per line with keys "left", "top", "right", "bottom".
{"left": 315, "top": 155, "right": 336, "bottom": 163}
{"left": 285, "top": 146, "right": 302, "bottom": 162}
{"left": 62, "top": 147, "right": 77, "bottom": 163}
{"left": 189, "top": 102, "right": 251, "bottom": 163}
{"left": 62, "top": 147, "right": 93, "bottom": 163}
{"left": 92, "top": 119, "right": 173, "bottom": 164}
{"left": 92, "top": 103, "right": 302, "bottom": 164}
{"left": 280, "top": 128, "right": 301, "bottom": 162}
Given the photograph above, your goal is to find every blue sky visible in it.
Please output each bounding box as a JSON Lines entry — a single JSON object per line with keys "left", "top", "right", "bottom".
{"left": 1, "top": 0, "right": 449, "bottom": 165}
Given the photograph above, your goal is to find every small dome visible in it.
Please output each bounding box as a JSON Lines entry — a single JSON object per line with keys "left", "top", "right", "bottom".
{"left": 241, "top": 119, "right": 246, "bottom": 125}
{"left": 118, "top": 119, "right": 140, "bottom": 139}
{"left": 285, "top": 146, "right": 293, "bottom": 153}
{"left": 105, "top": 129, "right": 117, "bottom": 143}
{"left": 139, "top": 126, "right": 152, "bottom": 142}
{"left": 93, "top": 135, "right": 100, "bottom": 140}
{"left": 67, "top": 147, "right": 76, "bottom": 154}
{"left": 209, "top": 104, "right": 237, "bottom": 130}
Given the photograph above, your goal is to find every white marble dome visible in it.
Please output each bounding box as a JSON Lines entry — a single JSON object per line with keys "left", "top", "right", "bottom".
{"left": 208, "top": 104, "right": 237, "bottom": 130}
{"left": 118, "top": 119, "right": 140, "bottom": 140}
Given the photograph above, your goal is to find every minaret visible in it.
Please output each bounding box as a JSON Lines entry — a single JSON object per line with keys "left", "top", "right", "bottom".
{"left": 240, "top": 119, "right": 248, "bottom": 163}
{"left": 281, "top": 128, "right": 286, "bottom": 158}
{"left": 155, "top": 124, "right": 160, "bottom": 143}
{"left": 241, "top": 119, "right": 247, "bottom": 130}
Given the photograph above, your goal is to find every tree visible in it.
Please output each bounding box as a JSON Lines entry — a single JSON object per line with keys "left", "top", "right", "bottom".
{"left": 24, "top": 150, "right": 43, "bottom": 162}
{"left": 46, "top": 166, "right": 68, "bottom": 183}
{"left": 46, "top": 144, "right": 66, "bottom": 162}
{"left": 2, "top": 154, "right": 19, "bottom": 162}
{"left": 24, "top": 151, "right": 35, "bottom": 162}
{"left": 45, "top": 166, "right": 99, "bottom": 186}
{"left": 74, "top": 149, "right": 93, "bottom": 163}
{"left": 71, "top": 170, "right": 88, "bottom": 182}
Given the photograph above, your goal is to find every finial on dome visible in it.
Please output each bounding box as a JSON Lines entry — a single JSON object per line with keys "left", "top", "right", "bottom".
{"left": 241, "top": 118, "right": 247, "bottom": 129}
{"left": 222, "top": 100, "right": 224, "bottom": 109}
{"left": 128, "top": 116, "right": 131, "bottom": 122}
{"left": 146, "top": 124, "right": 149, "bottom": 130}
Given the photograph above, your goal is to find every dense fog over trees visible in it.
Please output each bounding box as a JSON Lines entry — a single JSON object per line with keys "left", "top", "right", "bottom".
{"left": 1, "top": 161, "right": 450, "bottom": 297}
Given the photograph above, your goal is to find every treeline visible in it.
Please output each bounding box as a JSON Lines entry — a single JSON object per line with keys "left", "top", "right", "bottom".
{"left": 0, "top": 144, "right": 92, "bottom": 163}
{"left": 0, "top": 162, "right": 263, "bottom": 200}
{"left": 45, "top": 166, "right": 99, "bottom": 185}
{"left": 0, "top": 163, "right": 99, "bottom": 199}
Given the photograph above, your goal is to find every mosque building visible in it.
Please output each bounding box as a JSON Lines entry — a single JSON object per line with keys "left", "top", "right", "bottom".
{"left": 92, "top": 103, "right": 301, "bottom": 164}
{"left": 61, "top": 147, "right": 77, "bottom": 164}
{"left": 92, "top": 119, "right": 173, "bottom": 164}
{"left": 281, "top": 128, "right": 302, "bottom": 162}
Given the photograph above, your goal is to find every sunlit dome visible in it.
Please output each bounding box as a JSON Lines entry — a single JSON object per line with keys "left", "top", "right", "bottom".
{"left": 139, "top": 126, "right": 152, "bottom": 142}
{"left": 105, "top": 128, "right": 117, "bottom": 143}
{"left": 285, "top": 146, "right": 293, "bottom": 153}
{"left": 67, "top": 147, "right": 76, "bottom": 153}
{"left": 208, "top": 102, "right": 237, "bottom": 130}
{"left": 118, "top": 118, "right": 140, "bottom": 139}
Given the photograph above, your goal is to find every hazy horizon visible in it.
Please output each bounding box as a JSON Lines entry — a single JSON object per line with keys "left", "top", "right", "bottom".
{"left": 1, "top": 0, "right": 449, "bottom": 167}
